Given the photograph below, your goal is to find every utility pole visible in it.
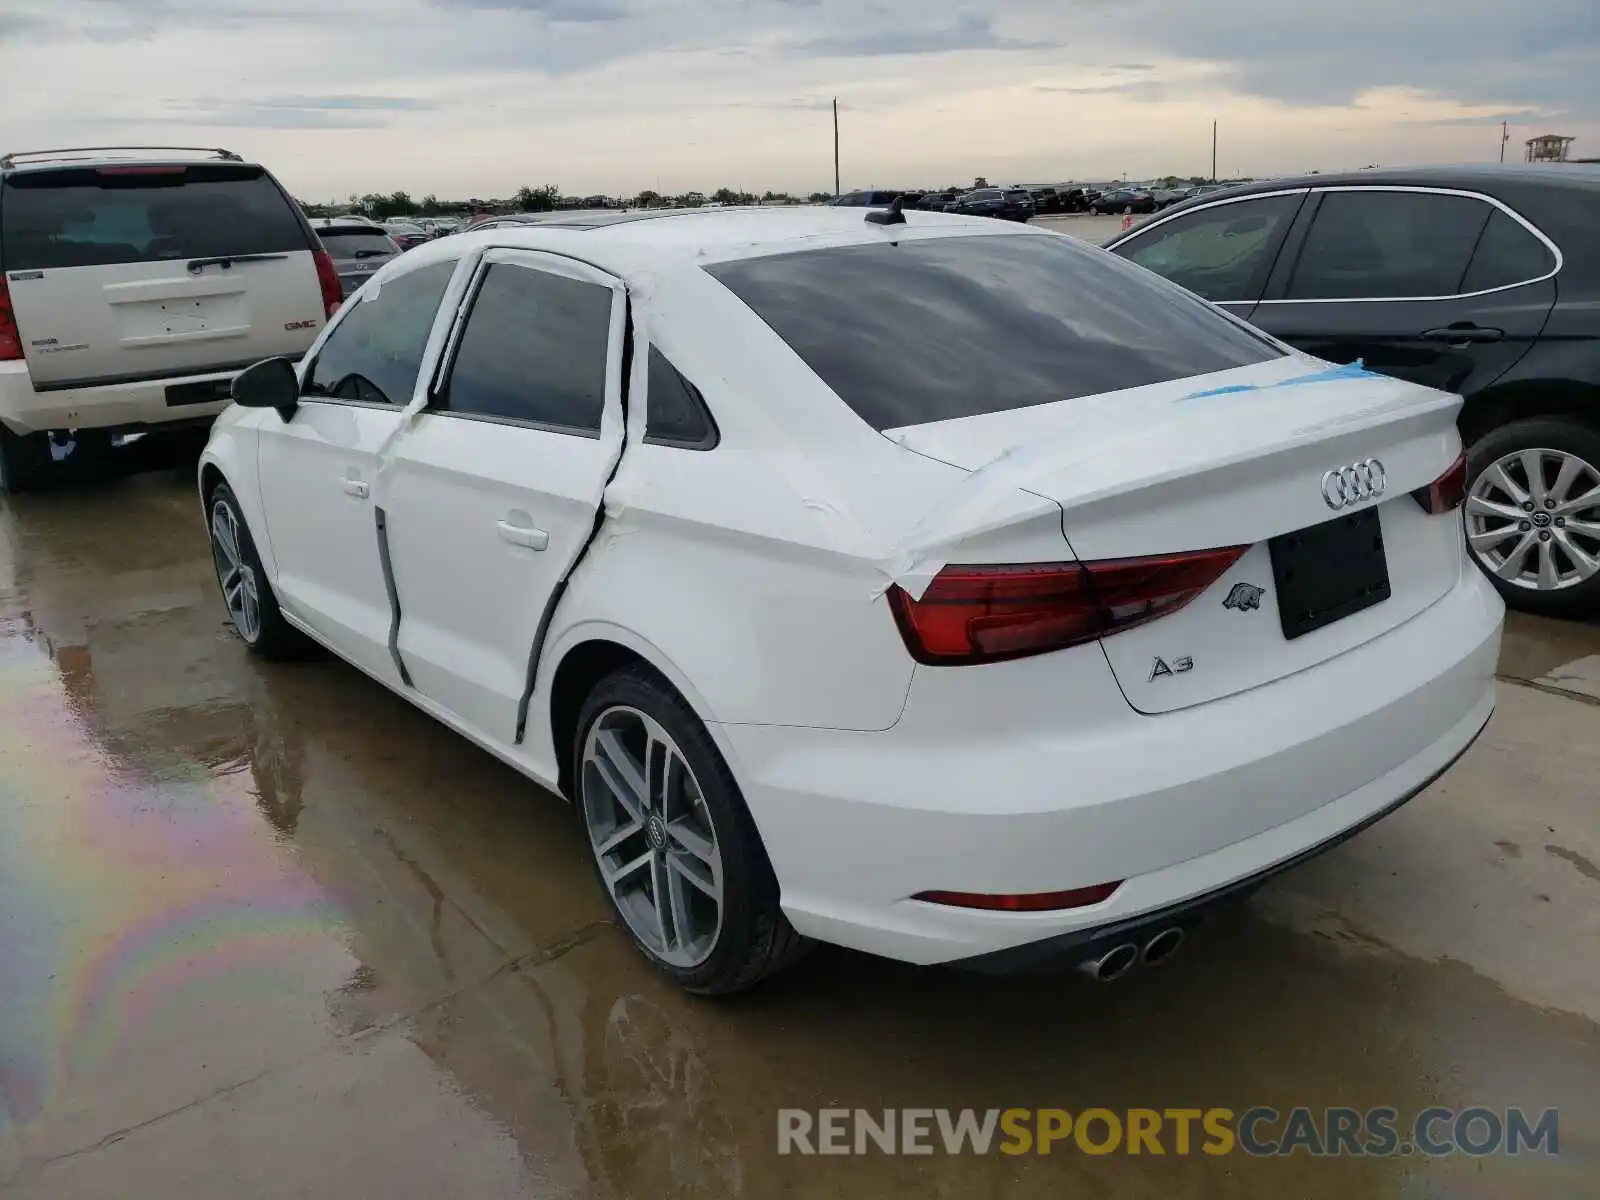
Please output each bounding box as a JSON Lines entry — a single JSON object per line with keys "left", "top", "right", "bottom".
{"left": 1211, "top": 120, "right": 1218, "bottom": 183}
{"left": 833, "top": 98, "right": 841, "bottom": 195}
{"left": 1500, "top": 121, "right": 1510, "bottom": 164}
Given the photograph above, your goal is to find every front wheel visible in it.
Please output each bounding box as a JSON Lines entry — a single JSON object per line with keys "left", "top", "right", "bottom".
{"left": 207, "top": 481, "right": 311, "bottom": 658}
{"left": 1465, "top": 416, "right": 1600, "bottom": 617}
{"left": 574, "top": 666, "right": 810, "bottom": 994}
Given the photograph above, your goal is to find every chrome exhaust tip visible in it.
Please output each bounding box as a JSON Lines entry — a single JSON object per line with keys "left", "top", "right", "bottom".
{"left": 1077, "top": 942, "right": 1140, "bottom": 982}
{"left": 1142, "top": 927, "right": 1185, "bottom": 966}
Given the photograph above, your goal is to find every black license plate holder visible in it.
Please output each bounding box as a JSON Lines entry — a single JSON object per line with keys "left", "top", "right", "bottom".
{"left": 165, "top": 378, "right": 233, "bottom": 407}
{"left": 1269, "top": 507, "right": 1391, "bottom": 640}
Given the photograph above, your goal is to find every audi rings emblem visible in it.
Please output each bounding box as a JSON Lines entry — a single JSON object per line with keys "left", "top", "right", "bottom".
{"left": 1321, "top": 458, "right": 1387, "bottom": 510}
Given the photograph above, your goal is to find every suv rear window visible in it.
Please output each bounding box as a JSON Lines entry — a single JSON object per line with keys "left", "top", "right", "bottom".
{"left": 1, "top": 163, "right": 307, "bottom": 271}
{"left": 707, "top": 234, "right": 1284, "bottom": 430}
{"left": 317, "top": 228, "right": 397, "bottom": 258}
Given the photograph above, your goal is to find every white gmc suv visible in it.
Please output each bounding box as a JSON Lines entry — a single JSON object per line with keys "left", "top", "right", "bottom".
{"left": 0, "top": 146, "right": 342, "bottom": 490}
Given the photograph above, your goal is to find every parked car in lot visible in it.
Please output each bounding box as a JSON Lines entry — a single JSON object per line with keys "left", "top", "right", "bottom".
{"left": 381, "top": 220, "right": 430, "bottom": 251}
{"left": 310, "top": 216, "right": 401, "bottom": 298}
{"left": 917, "top": 192, "right": 958, "bottom": 212}
{"left": 201, "top": 207, "right": 1499, "bottom": 994}
{"left": 1022, "top": 186, "right": 1065, "bottom": 214}
{"left": 1106, "top": 164, "right": 1600, "bottom": 615}
{"left": 829, "top": 190, "right": 902, "bottom": 208}
{"left": 1091, "top": 188, "right": 1158, "bottom": 215}
{"left": 0, "top": 145, "right": 341, "bottom": 491}
{"left": 947, "top": 187, "right": 1034, "bottom": 221}
{"left": 1151, "top": 186, "right": 1196, "bottom": 209}
{"left": 1052, "top": 185, "right": 1091, "bottom": 214}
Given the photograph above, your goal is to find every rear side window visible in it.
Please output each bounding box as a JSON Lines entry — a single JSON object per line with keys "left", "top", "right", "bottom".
{"left": 316, "top": 228, "right": 396, "bottom": 258}
{"left": 707, "top": 234, "right": 1284, "bottom": 431}
{"left": 305, "top": 261, "right": 456, "bottom": 405}
{"left": 645, "top": 347, "right": 718, "bottom": 449}
{"left": 0, "top": 164, "right": 307, "bottom": 271}
{"left": 1116, "top": 193, "right": 1301, "bottom": 303}
{"left": 1460, "top": 210, "right": 1556, "bottom": 292}
{"left": 439, "top": 262, "right": 613, "bottom": 434}
{"left": 1287, "top": 191, "right": 1491, "bottom": 300}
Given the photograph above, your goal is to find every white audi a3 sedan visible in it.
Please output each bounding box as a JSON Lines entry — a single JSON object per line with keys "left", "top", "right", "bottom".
{"left": 200, "top": 206, "right": 1503, "bottom": 994}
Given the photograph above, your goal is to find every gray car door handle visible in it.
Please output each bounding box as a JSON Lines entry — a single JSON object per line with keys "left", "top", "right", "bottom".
{"left": 496, "top": 520, "right": 549, "bottom": 551}
{"left": 1420, "top": 324, "right": 1504, "bottom": 345}
{"left": 341, "top": 478, "right": 370, "bottom": 499}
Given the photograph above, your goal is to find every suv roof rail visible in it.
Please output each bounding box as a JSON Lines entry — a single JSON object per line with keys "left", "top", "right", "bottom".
{"left": 0, "top": 146, "right": 245, "bottom": 170}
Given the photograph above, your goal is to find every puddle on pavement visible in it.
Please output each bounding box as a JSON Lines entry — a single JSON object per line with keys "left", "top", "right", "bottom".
{"left": 0, "top": 475, "right": 1596, "bottom": 1198}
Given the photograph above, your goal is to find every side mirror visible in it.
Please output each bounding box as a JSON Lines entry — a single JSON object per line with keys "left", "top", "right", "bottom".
{"left": 231, "top": 357, "right": 299, "bottom": 420}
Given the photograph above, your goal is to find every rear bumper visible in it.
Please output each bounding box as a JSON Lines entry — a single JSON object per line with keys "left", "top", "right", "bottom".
{"left": 951, "top": 709, "right": 1487, "bottom": 973}
{"left": 718, "top": 565, "right": 1503, "bottom": 966}
{"left": 0, "top": 359, "right": 244, "bottom": 435}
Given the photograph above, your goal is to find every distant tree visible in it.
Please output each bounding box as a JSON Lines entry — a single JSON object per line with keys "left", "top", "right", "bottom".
{"left": 515, "top": 184, "right": 561, "bottom": 212}
{"left": 711, "top": 187, "right": 740, "bottom": 205}
{"left": 419, "top": 193, "right": 444, "bottom": 215}
{"left": 634, "top": 189, "right": 663, "bottom": 208}
{"left": 808, "top": 191, "right": 831, "bottom": 203}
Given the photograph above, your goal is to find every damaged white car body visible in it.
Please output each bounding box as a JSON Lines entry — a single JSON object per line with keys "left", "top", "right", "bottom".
{"left": 199, "top": 208, "right": 1503, "bottom": 994}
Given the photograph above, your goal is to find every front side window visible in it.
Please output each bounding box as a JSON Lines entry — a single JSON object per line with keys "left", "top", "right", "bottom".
{"left": 1116, "top": 194, "right": 1302, "bottom": 303}
{"left": 438, "top": 262, "right": 613, "bottom": 434}
{"left": 1286, "top": 191, "right": 1491, "bottom": 300}
{"left": 708, "top": 233, "right": 1284, "bottom": 431}
{"left": 304, "top": 261, "right": 456, "bottom": 405}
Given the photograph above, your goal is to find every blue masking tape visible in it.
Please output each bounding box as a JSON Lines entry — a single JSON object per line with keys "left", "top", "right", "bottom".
{"left": 1181, "top": 359, "right": 1381, "bottom": 401}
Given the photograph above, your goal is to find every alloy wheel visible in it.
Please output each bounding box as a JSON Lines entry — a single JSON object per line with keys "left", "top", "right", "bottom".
{"left": 210, "top": 497, "right": 262, "bottom": 642}
{"left": 1466, "top": 448, "right": 1600, "bottom": 592}
{"left": 581, "top": 706, "right": 724, "bottom": 969}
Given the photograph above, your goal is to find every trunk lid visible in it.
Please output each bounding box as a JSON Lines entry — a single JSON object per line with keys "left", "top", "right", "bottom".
{"left": 890, "top": 356, "right": 1466, "bottom": 713}
{"left": 1, "top": 162, "right": 325, "bottom": 388}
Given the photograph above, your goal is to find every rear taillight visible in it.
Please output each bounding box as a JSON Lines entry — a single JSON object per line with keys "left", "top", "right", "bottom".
{"left": 312, "top": 249, "right": 342, "bottom": 320}
{"left": 0, "top": 278, "right": 23, "bottom": 362}
{"left": 1412, "top": 451, "right": 1468, "bottom": 515}
{"left": 887, "top": 546, "right": 1248, "bottom": 666}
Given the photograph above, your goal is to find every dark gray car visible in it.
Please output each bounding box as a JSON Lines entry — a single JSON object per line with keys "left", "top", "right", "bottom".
{"left": 309, "top": 218, "right": 401, "bottom": 298}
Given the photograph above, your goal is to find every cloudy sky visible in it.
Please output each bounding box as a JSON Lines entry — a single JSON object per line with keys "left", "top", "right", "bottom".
{"left": 1, "top": 0, "right": 1595, "bottom": 200}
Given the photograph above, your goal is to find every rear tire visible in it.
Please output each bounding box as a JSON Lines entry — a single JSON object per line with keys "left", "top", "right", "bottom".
{"left": 1465, "top": 416, "right": 1600, "bottom": 618}
{"left": 206, "top": 480, "right": 310, "bottom": 659}
{"left": 573, "top": 665, "right": 810, "bottom": 995}
{"left": 0, "top": 426, "right": 53, "bottom": 493}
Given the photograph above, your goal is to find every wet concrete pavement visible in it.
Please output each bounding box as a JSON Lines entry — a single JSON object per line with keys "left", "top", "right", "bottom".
{"left": 0, "top": 471, "right": 1596, "bottom": 1198}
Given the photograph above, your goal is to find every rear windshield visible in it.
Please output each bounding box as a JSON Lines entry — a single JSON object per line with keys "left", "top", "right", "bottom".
{"left": 1, "top": 164, "right": 308, "bottom": 271}
{"left": 706, "top": 233, "right": 1284, "bottom": 430}
{"left": 316, "top": 228, "right": 396, "bottom": 258}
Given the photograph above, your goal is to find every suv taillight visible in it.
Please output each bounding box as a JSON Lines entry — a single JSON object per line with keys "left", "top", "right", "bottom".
{"left": 0, "top": 278, "right": 22, "bottom": 362}
{"left": 1412, "top": 451, "right": 1468, "bottom": 515}
{"left": 312, "top": 248, "right": 342, "bottom": 320}
{"left": 888, "top": 547, "right": 1248, "bottom": 666}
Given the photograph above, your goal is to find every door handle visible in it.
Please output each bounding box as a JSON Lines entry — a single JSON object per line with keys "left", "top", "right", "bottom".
{"left": 1420, "top": 324, "right": 1504, "bottom": 345}
{"left": 496, "top": 520, "right": 549, "bottom": 551}
{"left": 341, "top": 478, "right": 370, "bottom": 499}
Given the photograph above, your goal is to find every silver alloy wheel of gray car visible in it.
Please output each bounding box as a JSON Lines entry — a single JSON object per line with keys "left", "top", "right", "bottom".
{"left": 1466, "top": 447, "right": 1600, "bottom": 591}
{"left": 581, "top": 705, "right": 724, "bottom": 969}
{"left": 210, "top": 497, "right": 262, "bottom": 643}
